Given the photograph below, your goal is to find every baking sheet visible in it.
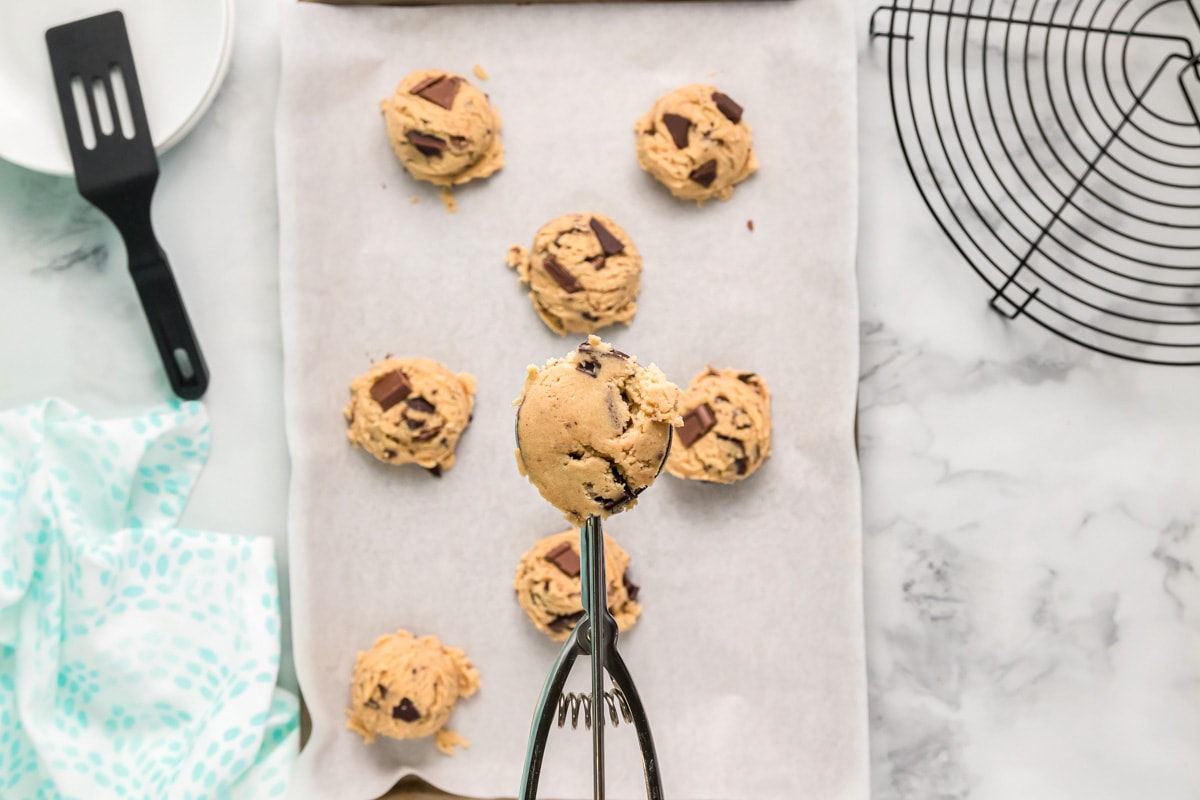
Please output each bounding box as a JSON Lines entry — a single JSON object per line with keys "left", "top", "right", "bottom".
{"left": 276, "top": 2, "right": 865, "bottom": 798}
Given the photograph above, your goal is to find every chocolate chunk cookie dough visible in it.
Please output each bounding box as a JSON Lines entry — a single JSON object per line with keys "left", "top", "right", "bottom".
{"left": 515, "top": 336, "right": 681, "bottom": 525}
{"left": 635, "top": 84, "right": 757, "bottom": 204}
{"left": 667, "top": 367, "right": 771, "bottom": 484}
{"left": 382, "top": 69, "right": 504, "bottom": 187}
{"left": 347, "top": 630, "right": 480, "bottom": 754}
{"left": 514, "top": 530, "right": 641, "bottom": 641}
{"left": 344, "top": 357, "right": 476, "bottom": 475}
{"left": 506, "top": 214, "right": 642, "bottom": 335}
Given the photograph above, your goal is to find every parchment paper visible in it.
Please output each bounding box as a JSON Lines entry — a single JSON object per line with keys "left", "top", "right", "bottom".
{"left": 276, "top": 2, "right": 865, "bottom": 798}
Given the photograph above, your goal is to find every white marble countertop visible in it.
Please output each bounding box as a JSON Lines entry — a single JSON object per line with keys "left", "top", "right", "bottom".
{"left": 1, "top": 0, "right": 1196, "bottom": 797}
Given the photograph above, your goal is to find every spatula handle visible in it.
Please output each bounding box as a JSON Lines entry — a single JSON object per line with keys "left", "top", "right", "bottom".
{"left": 130, "top": 254, "right": 209, "bottom": 400}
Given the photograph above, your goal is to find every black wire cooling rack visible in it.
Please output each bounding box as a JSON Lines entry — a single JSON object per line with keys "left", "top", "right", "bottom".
{"left": 868, "top": 0, "right": 1200, "bottom": 365}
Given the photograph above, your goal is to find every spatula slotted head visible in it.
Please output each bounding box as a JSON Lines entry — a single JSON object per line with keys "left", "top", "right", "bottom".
{"left": 45, "top": 10, "right": 158, "bottom": 204}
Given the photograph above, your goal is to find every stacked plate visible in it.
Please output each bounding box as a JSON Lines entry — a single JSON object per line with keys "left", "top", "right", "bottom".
{"left": 0, "top": 0, "right": 234, "bottom": 174}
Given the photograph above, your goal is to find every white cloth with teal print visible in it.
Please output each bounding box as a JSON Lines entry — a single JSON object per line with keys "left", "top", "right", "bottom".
{"left": 0, "top": 399, "right": 298, "bottom": 799}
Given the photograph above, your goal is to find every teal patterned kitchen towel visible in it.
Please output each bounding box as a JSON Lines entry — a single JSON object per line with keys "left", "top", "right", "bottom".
{"left": 0, "top": 398, "right": 298, "bottom": 799}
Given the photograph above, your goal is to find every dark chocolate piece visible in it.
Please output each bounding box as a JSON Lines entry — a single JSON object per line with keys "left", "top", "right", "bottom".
{"left": 689, "top": 159, "right": 718, "bottom": 188}
{"left": 405, "top": 130, "right": 448, "bottom": 157}
{"left": 588, "top": 217, "right": 625, "bottom": 256}
{"left": 586, "top": 255, "right": 607, "bottom": 270}
{"left": 413, "top": 75, "right": 461, "bottom": 110}
{"left": 392, "top": 697, "right": 421, "bottom": 722}
{"left": 405, "top": 419, "right": 424, "bottom": 430}
{"left": 449, "top": 136, "right": 469, "bottom": 151}
{"left": 576, "top": 359, "right": 601, "bottom": 378}
{"left": 365, "top": 699, "right": 380, "bottom": 709}
{"left": 712, "top": 92, "right": 744, "bottom": 124}
{"left": 427, "top": 464, "right": 443, "bottom": 478}
{"left": 678, "top": 403, "right": 717, "bottom": 448}
{"left": 378, "top": 684, "right": 389, "bottom": 697}
{"left": 542, "top": 254, "right": 582, "bottom": 294}
{"left": 622, "top": 574, "right": 640, "bottom": 602}
{"left": 370, "top": 371, "right": 412, "bottom": 411}
{"left": 580, "top": 310, "right": 599, "bottom": 321}
{"left": 735, "top": 457, "right": 749, "bottom": 475}
{"left": 549, "top": 611, "right": 584, "bottom": 633}
{"left": 661, "top": 113, "right": 691, "bottom": 149}
{"left": 747, "top": 219, "right": 755, "bottom": 232}
{"left": 408, "top": 74, "right": 444, "bottom": 96}
{"left": 544, "top": 542, "right": 581, "bottom": 577}
{"left": 406, "top": 397, "right": 436, "bottom": 414}
{"left": 383, "top": 449, "right": 397, "bottom": 459}
{"left": 414, "top": 427, "right": 442, "bottom": 442}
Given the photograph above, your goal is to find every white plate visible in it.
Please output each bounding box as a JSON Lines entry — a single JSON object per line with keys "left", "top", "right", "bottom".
{"left": 0, "top": 0, "right": 234, "bottom": 175}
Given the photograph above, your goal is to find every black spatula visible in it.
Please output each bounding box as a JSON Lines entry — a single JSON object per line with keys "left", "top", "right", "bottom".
{"left": 46, "top": 11, "right": 209, "bottom": 400}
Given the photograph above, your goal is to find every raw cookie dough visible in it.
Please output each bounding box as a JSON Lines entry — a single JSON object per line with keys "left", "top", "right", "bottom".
{"left": 344, "top": 357, "right": 476, "bottom": 474}
{"left": 382, "top": 69, "right": 504, "bottom": 187}
{"left": 514, "top": 529, "right": 642, "bottom": 641}
{"left": 666, "top": 367, "right": 771, "bottom": 484}
{"left": 346, "top": 630, "right": 480, "bottom": 754}
{"left": 634, "top": 84, "right": 758, "bottom": 204}
{"left": 506, "top": 213, "right": 642, "bottom": 335}
{"left": 515, "top": 336, "right": 681, "bottom": 525}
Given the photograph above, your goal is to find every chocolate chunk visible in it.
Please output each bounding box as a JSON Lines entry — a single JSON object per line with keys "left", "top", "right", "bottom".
{"left": 370, "top": 370, "right": 412, "bottom": 411}
{"left": 365, "top": 699, "right": 380, "bottom": 710}
{"left": 382, "top": 449, "right": 397, "bottom": 459}
{"left": 427, "top": 465, "right": 443, "bottom": 478}
{"left": 412, "top": 75, "right": 461, "bottom": 110}
{"left": 392, "top": 697, "right": 421, "bottom": 722}
{"left": 378, "top": 684, "right": 389, "bottom": 697}
{"left": 661, "top": 113, "right": 691, "bottom": 149}
{"left": 405, "top": 419, "right": 424, "bottom": 430}
{"left": 587, "top": 255, "right": 607, "bottom": 270}
{"left": 549, "top": 611, "right": 584, "bottom": 633}
{"left": 542, "top": 254, "right": 582, "bottom": 294}
{"left": 712, "top": 92, "right": 744, "bottom": 124}
{"left": 735, "top": 457, "right": 749, "bottom": 475}
{"left": 405, "top": 130, "right": 448, "bottom": 157}
{"left": 678, "top": 403, "right": 717, "bottom": 448}
{"left": 408, "top": 74, "right": 444, "bottom": 96}
{"left": 545, "top": 542, "right": 581, "bottom": 577}
{"left": 414, "top": 427, "right": 442, "bottom": 442}
{"left": 622, "top": 574, "right": 640, "bottom": 602}
{"left": 747, "top": 219, "right": 754, "bottom": 232}
{"left": 608, "top": 348, "right": 630, "bottom": 360}
{"left": 689, "top": 159, "right": 718, "bottom": 188}
{"left": 580, "top": 310, "right": 599, "bottom": 321}
{"left": 449, "top": 136, "right": 469, "bottom": 151}
{"left": 406, "top": 397, "right": 436, "bottom": 414}
{"left": 588, "top": 217, "right": 625, "bottom": 256}
{"left": 576, "top": 359, "right": 600, "bottom": 378}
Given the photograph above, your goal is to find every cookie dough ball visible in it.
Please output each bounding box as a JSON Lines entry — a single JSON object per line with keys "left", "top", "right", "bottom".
{"left": 344, "top": 357, "right": 476, "bottom": 474}
{"left": 514, "top": 530, "right": 642, "bottom": 641}
{"left": 666, "top": 367, "right": 771, "bottom": 484}
{"left": 506, "top": 214, "right": 642, "bottom": 335}
{"left": 515, "top": 336, "right": 681, "bottom": 525}
{"left": 382, "top": 70, "right": 504, "bottom": 187}
{"left": 347, "top": 630, "right": 480, "bottom": 754}
{"left": 634, "top": 84, "right": 757, "bottom": 204}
